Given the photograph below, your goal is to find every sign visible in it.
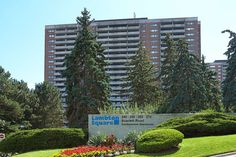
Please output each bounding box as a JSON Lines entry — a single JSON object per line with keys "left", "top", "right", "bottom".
{"left": 88, "top": 113, "right": 191, "bottom": 139}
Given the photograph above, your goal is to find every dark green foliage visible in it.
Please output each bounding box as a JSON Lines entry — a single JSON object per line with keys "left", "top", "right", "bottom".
{"left": 33, "top": 82, "right": 64, "bottom": 128}
{"left": 156, "top": 111, "right": 236, "bottom": 137}
{"left": 0, "top": 67, "right": 24, "bottom": 133}
{"left": 136, "top": 129, "right": 183, "bottom": 153}
{"left": 159, "top": 34, "right": 178, "bottom": 95}
{"left": 201, "top": 56, "right": 222, "bottom": 111}
{"left": 222, "top": 30, "right": 236, "bottom": 112}
{"left": 0, "top": 128, "right": 86, "bottom": 153}
{"left": 63, "top": 8, "right": 110, "bottom": 128}
{"left": 160, "top": 39, "right": 208, "bottom": 113}
{"left": 125, "top": 43, "right": 160, "bottom": 106}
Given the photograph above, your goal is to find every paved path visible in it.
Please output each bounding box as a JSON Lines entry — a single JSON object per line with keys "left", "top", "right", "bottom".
{"left": 211, "top": 152, "right": 236, "bottom": 157}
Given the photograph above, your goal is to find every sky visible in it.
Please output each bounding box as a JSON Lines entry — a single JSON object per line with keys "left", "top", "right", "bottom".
{"left": 0, "top": 0, "right": 235, "bottom": 88}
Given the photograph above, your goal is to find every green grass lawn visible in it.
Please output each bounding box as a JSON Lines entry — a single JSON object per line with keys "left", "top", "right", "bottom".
{"left": 13, "top": 149, "right": 62, "bottom": 157}
{"left": 13, "top": 134, "right": 236, "bottom": 157}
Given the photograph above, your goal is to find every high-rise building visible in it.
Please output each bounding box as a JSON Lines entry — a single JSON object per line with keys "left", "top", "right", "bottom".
{"left": 207, "top": 60, "right": 227, "bottom": 82}
{"left": 45, "top": 17, "right": 201, "bottom": 107}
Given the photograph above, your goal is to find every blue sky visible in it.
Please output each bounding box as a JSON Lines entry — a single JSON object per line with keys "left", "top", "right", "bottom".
{"left": 0, "top": 0, "right": 235, "bottom": 88}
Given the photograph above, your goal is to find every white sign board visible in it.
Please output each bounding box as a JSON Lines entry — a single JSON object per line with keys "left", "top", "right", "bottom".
{"left": 88, "top": 114, "right": 191, "bottom": 139}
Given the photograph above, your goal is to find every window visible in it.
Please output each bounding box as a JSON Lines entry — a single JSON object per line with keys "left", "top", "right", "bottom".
{"left": 48, "top": 76, "right": 55, "bottom": 79}
{"left": 151, "top": 40, "right": 158, "bottom": 45}
{"left": 186, "top": 38, "right": 195, "bottom": 42}
{"left": 151, "top": 56, "right": 158, "bottom": 59}
{"left": 48, "top": 50, "right": 55, "bottom": 53}
{"left": 48, "top": 40, "right": 55, "bottom": 43}
{"left": 151, "top": 34, "right": 158, "bottom": 38}
{"left": 186, "top": 33, "right": 194, "bottom": 36}
{"left": 48, "top": 45, "right": 55, "bottom": 48}
{"left": 48, "top": 65, "right": 54, "bottom": 68}
{"left": 186, "top": 28, "right": 194, "bottom": 31}
{"left": 48, "top": 70, "right": 54, "bottom": 74}
{"left": 150, "top": 24, "right": 158, "bottom": 26}
{"left": 48, "top": 29, "right": 55, "bottom": 32}
{"left": 187, "top": 22, "right": 194, "bottom": 25}
{"left": 150, "top": 29, "right": 158, "bottom": 32}
{"left": 152, "top": 62, "right": 158, "bottom": 65}
{"left": 49, "top": 34, "right": 55, "bottom": 37}
{"left": 151, "top": 50, "right": 158, "bottom": 54}
{"left": 48, "top": 60, "right": 54, "bottom": 63}
{"left": 151, "top": 45, "right": 158, "bottom": 49}
{"left": 48, "top": 55, "right": 54, "bottom": 58}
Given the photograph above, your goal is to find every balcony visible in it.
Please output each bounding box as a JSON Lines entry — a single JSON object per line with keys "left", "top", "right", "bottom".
{"left": 55, "top": 35, "right": 77, "bottom": 39}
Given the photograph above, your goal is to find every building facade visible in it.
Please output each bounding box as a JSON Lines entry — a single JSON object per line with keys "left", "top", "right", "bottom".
{"left": 45, "top": 17, "right": 201, "bottom": 107}
{"left": 207, "top": 60, "right": 227, "bottom": 83}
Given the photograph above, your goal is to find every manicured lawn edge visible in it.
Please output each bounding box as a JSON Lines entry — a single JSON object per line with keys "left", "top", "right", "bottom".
{"left": 13, "top": 134, "right": 236, "bottom": 157}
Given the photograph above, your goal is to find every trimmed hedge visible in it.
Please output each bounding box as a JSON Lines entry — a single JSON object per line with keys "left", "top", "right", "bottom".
{"left": 156, "top": 112, "right": 236, "bottom": 137}
{"left": 0, "top": 128, "right": 86, "bottom": 153}
{"left": 136, "top": 129, "right": 184, "bottom": 153}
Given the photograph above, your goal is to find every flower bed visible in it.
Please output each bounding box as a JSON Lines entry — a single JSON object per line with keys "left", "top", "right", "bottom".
{"left": 52, "top": 144, "right": 134, "bottom": 157}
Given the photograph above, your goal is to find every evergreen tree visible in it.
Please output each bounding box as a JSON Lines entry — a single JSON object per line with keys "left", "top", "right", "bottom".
{"left": 0, "top": 66, "right": 24, "bottom": 133}
{"left": 201, "top": 55, "right": 221, "bottom": 111}
{"left": 222, "top": 30, "right": 236, "bottom": 112}
{"left": 34, "top": 82, "right": 64, "bottom": 128}
{"left": 159, "top": 34, "right": 178, "bottom": 96}
{"left": 165, "top": 40, "right": 207, "bottom": 112}
{"left": 125, "top": 43, "right": 160, "bottom": 106}
{"left": 63, "top": 9, "right": 110, "bottom": 128}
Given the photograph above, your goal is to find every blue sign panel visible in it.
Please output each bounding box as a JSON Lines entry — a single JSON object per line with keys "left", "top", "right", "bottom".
{"left": 91, "top": 115, "right": 120, "bottom": 126}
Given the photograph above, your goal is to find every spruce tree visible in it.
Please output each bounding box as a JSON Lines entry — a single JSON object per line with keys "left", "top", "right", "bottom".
{"left": 166, "top": 40, "right": 207, "bottom": 112}
{"left": 222, "top": 30, "right": 236, "bottom": 112}
{"left": 34, "top": 82, "right": 64, "bottom": 128}
{"left": 159, "top": 34, "right": 178, "bottom": 96}
{"left": 125, "top": 43, "right": 160, "bottom": 106}
{"left": 63, "top": 9, "right": 110, "bottom": 128}
{"left": 201, "top": 55, "right": 221, "bottom": 111}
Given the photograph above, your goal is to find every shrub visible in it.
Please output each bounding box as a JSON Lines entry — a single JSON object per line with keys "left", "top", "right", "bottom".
{"left": 0, "top": 128, "right": 86, "bottom": 153}
{"left": 156, "top": 111, "right": 236, "bottom": 137}
{"left": 87, "top": 134, "right": 106, "bottom": 146}
{"left": 122, "top": 130, "right": 140, "bottom": 146}
{"left": 101, "top": 134, "right": 117, "bottom": 147}
{"left": 136, "top": 129, "right": 184, "bottom": 153}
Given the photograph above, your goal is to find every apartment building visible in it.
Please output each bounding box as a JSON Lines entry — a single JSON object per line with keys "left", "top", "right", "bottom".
{"left": 45, "top": 17, "right": 201, "bottom": 107}
{"left": 207, "top": 60, "right": 227, "bottom": 82}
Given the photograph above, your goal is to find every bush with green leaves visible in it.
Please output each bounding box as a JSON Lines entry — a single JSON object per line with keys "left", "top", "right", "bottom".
{"left": 99, "top": 103, "right": 159, "bottom": 114}
{"left": 122, "top": 130, "right": 140, "bottom": 146}
{"left": 0, "top": 128, "right": 86, "bottom": 153}
{"left": 87, "top": 134, "right": 106, "bottom": 146}
{"left": 156, "top": 111, "right": 236, "bottom": 137}
{"left": 136, "top": 129, "right": 183, "bottom": 153}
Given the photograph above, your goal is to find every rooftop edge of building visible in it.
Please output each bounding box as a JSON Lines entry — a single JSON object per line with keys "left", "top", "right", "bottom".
{"left": 45, "top": 17, "right": 199, "bottom": 29}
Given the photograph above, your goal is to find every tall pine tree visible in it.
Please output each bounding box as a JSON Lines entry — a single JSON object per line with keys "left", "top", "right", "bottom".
{"left": 63, "top": 9, "right": 110, "bottom": 128}
{"left": 222, "top": 30, "right": 236, "bottom": 112}
{"left": 159, "top": 34, "right": 178, "bottom": 96}
{"left": 165, "top": 39, "right": 207, "bottom": 112}
{"left": 201, "top": 55, "right": 221, "bottom": 111}
{"left": 125, "top": 43, "right": 160, "bottom": 106}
